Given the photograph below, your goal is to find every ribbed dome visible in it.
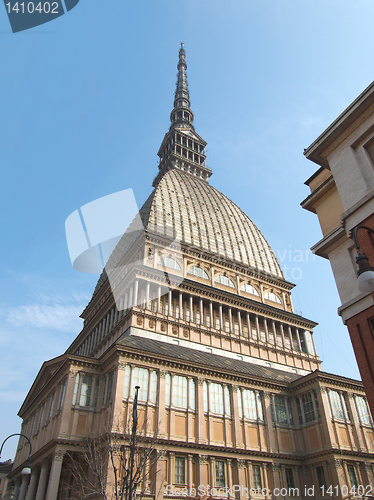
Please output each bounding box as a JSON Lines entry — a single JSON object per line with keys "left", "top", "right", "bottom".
{"left": 141, "top": 169, "right": 283, "bottom": 279}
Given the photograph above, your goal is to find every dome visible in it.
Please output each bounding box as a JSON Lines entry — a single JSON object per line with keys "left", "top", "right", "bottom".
{"left": 141, "top": 169, "right": 284, "bottom": 279}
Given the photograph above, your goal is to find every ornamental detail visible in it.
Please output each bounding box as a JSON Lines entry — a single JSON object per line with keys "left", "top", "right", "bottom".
{"left": 137, "top": 317, "right": 143, "bottom": 326}
{"left": 157, "top": 450, "right": 167, "bottom": 460}
{"left": 237, "top": 459, "right": 245, "bottom": 469}
{"left": 161, "top": 322, "right": 167, "bottom": 332}
{"left": 197, "top": 378, "right": 204, "bottom": 386}
{"left": 183, "top": 329, "right": 189, "bottom": 338}
{"left": 172, "top": 327, "right": 178, "bottom": 335}
{"left": 328, "top": 459, "right": 342, "bottom": 469}
{"left": 149, "top": 319, "right": 155, "bottom": 328}
{"left": 199, "top": 455, "right": 207, "bottom": 464}
{"left": 272, "top": 464, "right": 279, "bottom": 472}
{"left": 117, "top": 361, "right": 127, "bottom": 370}
{"left": 54, "top": 450, "right": 65, "bottom": 461}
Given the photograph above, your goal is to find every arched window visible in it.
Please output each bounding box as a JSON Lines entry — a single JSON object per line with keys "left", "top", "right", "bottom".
{"left": 264, "top": 291, "right": 282, "bottom": 304}
{"left": 215, "top": 275, "right": 235, "bottom": 289}
{"left": 188, "top": 266, "right": 209, "bottom": 280}
{"left": 158, "top": 257, "right": 182, "bottom": 271}
{"left": 240, "top": 283, "right": 259, "bottom": 296}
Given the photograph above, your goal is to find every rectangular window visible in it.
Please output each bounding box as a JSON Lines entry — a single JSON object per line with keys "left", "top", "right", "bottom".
{"left": 329, "top": 390, "right": 349, "bottom": 420}
{"left": 47, "top": 393, "right": 55, "bottom": 420}
{"left": 316, "top": 466, "right": 326, "bottom": 489}
{"left": 224, "top": 386, "right": 231, "bottom": 416}
{"left": 210, "top": 383, "right": 224, "bottom": 414}
{"left": 274, "top": 396, "right": 288, "bottom": 424}
{"left": 302, "top": 392, "right": 315, "bottom": 423}
{"left": 133, "top": 367, "right": 149, "bottom": 402}
{"left": 243, "top": 389, "right": 257, "bottom": 420}
{"left": 150, "top": 371, "right": 157, "bottom": 404}
{"left": 285, "top": 468, "right": 295, "bottom": 489}
{"left": 190, "top": 379, "right": 196, "bottom": 410}
{"left": 105, "top": 372, "right": 114, "bottom": 405}
{"left": 165, "top": 373, "right": 171, "bottom": 406}
{"left": 203, "top": 382, "right": 208, "bottom": 412}
{"left": 216, "top": 461, "right": 225, "bottom": 487}
{"left": 123, "top": 365, "right": 130, "bottom": 399}
{"left": 80, "top": 375, "right": 93, "bottom": 406}
{"left": 175, "top": 457, "right": 185, "bottom": 484}
{"left": 347, "top": 464, "right": 358, "bottom": 488}
{"left": 253, "top": 464, "right": 262, "bottom": 489}
{"left": 174, "top": 375, "right": 188, "bottom": 408}
{"left": 58, "top": 379, "right": 67, "bottom": 411}
{"left": 355, "top": 396, "right": 372, "bottom": 425}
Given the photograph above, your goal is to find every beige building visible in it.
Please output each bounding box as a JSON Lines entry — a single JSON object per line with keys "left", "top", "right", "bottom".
{"left": 7, "top": 46, "right": 374, "bottom": 500}
{"left": 302, "top": 81, "right": 374, "bottom": 417}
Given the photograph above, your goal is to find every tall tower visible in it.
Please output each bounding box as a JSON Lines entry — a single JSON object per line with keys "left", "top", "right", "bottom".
{"left": 8, "top": 46, "right": 374, "bottom": 500}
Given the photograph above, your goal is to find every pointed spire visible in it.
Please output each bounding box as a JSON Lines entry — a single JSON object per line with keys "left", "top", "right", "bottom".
{"left": 170, "top": 43, "right": 194, "bottom": 131}
{"left": 153, "top": 44, "right": 212, "bottom": 187}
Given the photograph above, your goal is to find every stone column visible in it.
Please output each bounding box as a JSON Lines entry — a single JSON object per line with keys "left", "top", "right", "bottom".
{"left": 237, "top": 460, "right": 246, "bottom": 499}
{"left": 168, "top": 290, "right": 172, "bottom": 316}
{"left": 199, "top": 298, "right": 204, "bottom": 325}
{"left": 226, "top": 459, "right": 233, "bottom": 498}
{"left": 158, "top": 371, "right": 166, "bottom": 437}
{"left": 246, "top": 313, "right": 251, "bottom": 338}
{"left": 238, "top": 311, "right": 242, "bottom": 336}
{"left": 133, "top": 279, "right": 139, "bottom": 308}
{"left": 155, "top": 451, "right": 166, "bottom": 500}
{"left": 157, "top": 286, "right": 161, "bottom": 313}
{"left": 263, "top": 318, "right": 269, "bottom": 343}
{"left": 25, "top": 468, "right": 39, "bottom": 500}
{"left": 232, "top": 385, "right": 242, "bottom": 448}
{"left": 199, "top": 455, "right": 208, "bottom": 488}
{"left": 263, "top": 392, "right": 276, "bottom": 452}
{"left": 35, "top": 460, "right": 50, "bottom": 500}
{"left": 255, "top": 315, "right": 260, "bottom": 341}
{"left": 187, "top": 454, "right": 193, "bottom": 487}
{"left": 179, "top": 292, "right": 183, "bottom": 320}
{"left": 196, "top": 378, "right": 206, "bottom": 443}
{"left": 146, "top": 283, "right": 150, "bottom": 310}
{"left": 13, "top": 478, "right": 21, "bottom": 499}
{"left": 347, "top": 393, "right": 365, "bottom": 450}
{"left": 190, "top": 296, "right": 194, "bottom": 323}
{"left": 280, "top": 323, "right": 286, "bottom": 348}
{"left": 168, "top": 452, "right": 174, "bottom": 487}
{"left": 228, "top": 307, "right": 233, "bottom": 333}
{"left": 18, "top": 473, "right": 30, "bottom": 500}
{"left": 295, "top": 328, "right": 302, "bottom": 352}
{"left": 209, "top": 301, "right": 213, "bottom": 328}
{"left": 45, "top": 450, "right": 65, "bottom": 500}
{"left": 316, "top": 387, "right": 337, "bottom": 448}
{"left": 209, "top": 457, "right": 214, "bottom": 487}
{"left": 262, "top": 463, "right": 270, "bottom": 499}
{"left": 272, "top": 321, "right": 277, "bottom": 347}
{"left": 288, "top": 326, "right": 294, "bottom": 351}
{"left": 219, "top": 305, "right": 223, "bottom": 331}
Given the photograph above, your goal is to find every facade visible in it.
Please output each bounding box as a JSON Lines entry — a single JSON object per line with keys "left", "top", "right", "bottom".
{"left": 302, "top": 81, "right": 374, "bottom": 416}
{"left": 7, "top": 46, "right": 374, "bottom": 500}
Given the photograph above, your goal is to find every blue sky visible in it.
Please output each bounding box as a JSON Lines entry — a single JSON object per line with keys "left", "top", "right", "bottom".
{"left": 1, "top": 0, "right": 373, "bottom": 459}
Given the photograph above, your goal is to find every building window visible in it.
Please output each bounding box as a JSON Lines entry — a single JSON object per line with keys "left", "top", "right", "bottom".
{"left": 328, "top": 390, "right": 350, "bottom": 421}
{"left": 165, "top": 374, "right": 195, "bottom": 409}
{"left": 216, "top": 461, "right": 225, "bottom": 487}
{"left": 297, "top": 391, "right": 319, "bottom": 424}
{"left": 123, "top": 366, "right": 158, "bottom": 404}
{"left": 316, "top": 466, "right": 326, "bottom": 489}
{"left": 271, "top": 395, "right": 293, "bottom": 425}
{"left": 73, "top": 374, "right": 99, "bottom": 408}
{"left": 158, "top": 257, "right": 182, "bottom": 272}
{"left": 105, "top": 372, "right": 114, "bottom": 405}
{"left": 264, "top": 291, "right": 282, "bottom": 304}
{"left": 187, "top": 265, "right": 209, "bottom": 280}
{"left": 58, "top": 379, "right": 67, "bottom": 411}
{"left": 237, "top": 388, "right": 263, "bottom": 421}
{"left": 240, "top": 283, "right": 259, "bottom": 296}
{"left": 215, "top": 275, "right": 235, "bottom": 289}
{"left": 252, "top": 464, "right": 262, "bottom": 489}
{"left": 36, "top": 403, "right": 45, "bottom": 432}
{"left": 355, "top": 396, "right": 372, "bottom": 425}
{"left": 47, "top": 392, "right": 55, "bottom": 420}
{"left": 347, "top": 464, "right": 358, "bottom": 488}
{"left": 203, "top": 382, "right": 230, "bottom": 416}
{"left": 285, "top": 468, "right": 295, "bottom": 489}
{"left": 175, "top": 457, "right": 185, "bottom": 484}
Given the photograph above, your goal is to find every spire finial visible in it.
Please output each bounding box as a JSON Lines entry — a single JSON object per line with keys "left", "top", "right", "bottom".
{"left": 170, "top": 43, "right": 194, "bottom": 130}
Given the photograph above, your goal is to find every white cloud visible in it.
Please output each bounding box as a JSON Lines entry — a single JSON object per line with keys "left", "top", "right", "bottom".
{"left": 4, "top": 303, "right": 84, "bottom": 332}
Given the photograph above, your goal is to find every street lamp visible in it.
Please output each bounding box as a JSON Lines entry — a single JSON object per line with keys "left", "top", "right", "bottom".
{"left": 0, "top": 434, "right": 32, "bottom": 498}
{"left": 353, "top": 225, "right": 374, "bottom": 293}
